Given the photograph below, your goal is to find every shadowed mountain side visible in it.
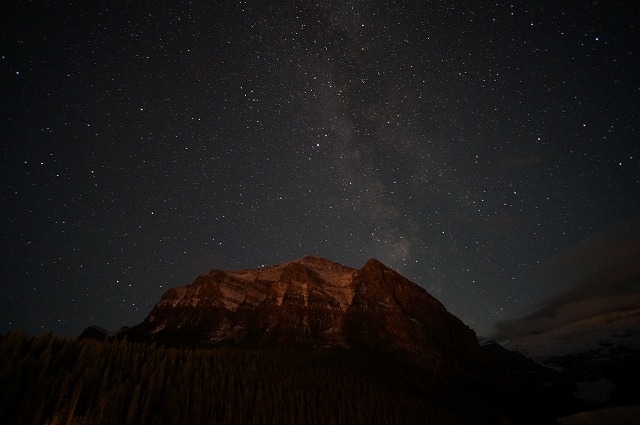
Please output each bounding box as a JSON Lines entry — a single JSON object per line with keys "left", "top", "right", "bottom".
{"left": 479, "top": 338, "right": 586, "bottom": 416}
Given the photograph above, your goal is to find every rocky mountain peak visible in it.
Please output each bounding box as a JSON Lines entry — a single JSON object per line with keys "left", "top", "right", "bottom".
{"left": 363, "top": 257, "right": 386, "bottom": 269}
{"left": 106, "top": 257, "right": 482, "bottom": 369}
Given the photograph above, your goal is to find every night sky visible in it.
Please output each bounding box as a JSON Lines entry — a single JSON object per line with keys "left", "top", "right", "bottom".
{"left": 2, "top": 1, "right": 639, "bottom": 339}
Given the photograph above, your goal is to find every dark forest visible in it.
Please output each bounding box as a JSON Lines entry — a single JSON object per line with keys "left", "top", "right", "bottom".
{"left": 0, "top": 332, "right": 544, "bottom": 425}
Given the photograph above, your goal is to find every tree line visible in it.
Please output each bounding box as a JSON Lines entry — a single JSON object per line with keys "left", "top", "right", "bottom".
{"left": 0, "top": 332, "right": 552, "bottom": 425}
{"left": 0, "top": 331, "right": 527, "bottom": 424}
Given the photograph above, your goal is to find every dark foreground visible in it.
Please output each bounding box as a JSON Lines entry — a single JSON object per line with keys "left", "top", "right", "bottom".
{"left": 0, "top": 332, "right": 556, "bottom": 425}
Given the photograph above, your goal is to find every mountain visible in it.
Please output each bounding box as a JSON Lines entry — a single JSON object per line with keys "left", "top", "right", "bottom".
{"left": 78, "top": 256, "right": 560, "bottom": 424}
{"left": 479, "top": 337, "right": 586, "bottom": 416}
{"left": 118, "top": 256, "right": 483, "bottom": 370}
{"left": 500, "top": 306, "right": 640, "bottom": 407}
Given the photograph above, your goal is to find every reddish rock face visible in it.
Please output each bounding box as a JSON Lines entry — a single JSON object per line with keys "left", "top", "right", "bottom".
{"left": 124, "top": 256, "right": 482, "bottom": 368}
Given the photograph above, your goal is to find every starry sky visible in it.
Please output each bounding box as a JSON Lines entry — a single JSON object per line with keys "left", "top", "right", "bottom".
{"left": 2, "top": 1, "right": 639, "bottom": 338}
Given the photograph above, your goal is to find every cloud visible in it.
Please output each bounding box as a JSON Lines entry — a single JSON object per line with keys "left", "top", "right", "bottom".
{"left": 493, "top": 219, "right": 640, "bottom": 340}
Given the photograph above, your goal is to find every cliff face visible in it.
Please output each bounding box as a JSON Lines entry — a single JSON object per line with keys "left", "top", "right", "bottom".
{"left": 123, "top": 256, "right": 481, "bottom": 368}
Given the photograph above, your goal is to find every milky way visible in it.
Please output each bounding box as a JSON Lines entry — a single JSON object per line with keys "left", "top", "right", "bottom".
{"left": 1, "top": 1, "right": 639, "bottom": 337}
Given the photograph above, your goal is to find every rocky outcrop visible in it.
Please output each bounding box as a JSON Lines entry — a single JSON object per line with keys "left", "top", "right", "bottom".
{"left": 78, "top": 325, "right": 112, "bottom": 341}
{"left": 79, "top": 325, "right": 130, "bottom": 341}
